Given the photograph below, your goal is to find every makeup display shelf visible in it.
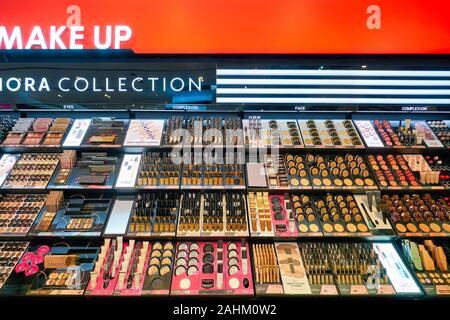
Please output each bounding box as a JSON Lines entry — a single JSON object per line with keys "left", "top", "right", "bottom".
{"left": 0, "top": 108, "right": 449, "bottom": 298}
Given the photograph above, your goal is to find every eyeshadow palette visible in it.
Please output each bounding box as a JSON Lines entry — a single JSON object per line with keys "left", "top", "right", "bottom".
{"left": 243, "top": 117, "right": 303, "bottom": 148}
{"left": 0, "top": 194, "right": 46, "bottom": 236}
{"left": 30, "top": 193, "right": 113, "bottom": 237}
{"left": 0, "top": 241, "right": 29, "bottom": 290}
{"left": 298, "top": 119, "right": 363, "bottom": 148}
{"left": 171, "top": 241, "right": 253, "bottom": 295}
{"left": 381, "top": 194, "right": 450, "bottom": 236}
{"left": 177, "top": 192, "right": 248, "bottom": 237}
{"left": 401, "top": 239, "right": 450, "bottom": 295}
{"left": 3, "top": 242, "right": 100, "bottom": 296}
{"left": 49, "top": 152, "right": 119, "bottom": 189}
{"left": 128, "top": 192, "right": 179, "bottom": 237}
{"left": 265, "top": 153, "right": 311, "bottom": 190}
{"left": 0, "top": 116, "right": 17, "bottom": 144}
{"left": 305, "top": 153, "right": 375, "bottom": 190}
{"left": 427, "top": 120, "right": 450, "bottom": 148}
{"left": 123, "top": 119, "right": 164, "bottom": 146}
{"left": 2, "top": 153, "right": 60, "bottom": 189}
{"left": 1, "top": 118, "right": 71, "bottom": 147}
{"left": 81, "top": 118, "right": 127, "bottom": 147}
{"left": 136, "top": 152, "right": 180, "bottom": 189}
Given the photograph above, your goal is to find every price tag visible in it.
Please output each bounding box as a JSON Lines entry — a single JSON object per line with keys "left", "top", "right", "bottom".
{"left": 377, "top": 284, "right": 395, "bottom": 295}
{"left": 436, "top": 285, "right": 450, "bottom": 295}
{"left": 320, "top": 285, "right": 338, "bottom": 295}
{"left": 350, "top": 285, "right": 369, "bottom": 295}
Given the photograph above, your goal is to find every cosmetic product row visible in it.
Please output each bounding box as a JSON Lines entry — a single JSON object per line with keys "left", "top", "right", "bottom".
{"left": 86, "top": 238, "right": 175, "bottom": 296}
{"left": 177, "top": 192, "right": 248, "bottom": 237}
{"left": 382, "top": 193, "right": 450, "bottom": 236}
{"left": 1, "top": 118, "right": 71, "bottom": 147}
{"left": 171, "top": 240, "right": 253, "bottom": 295}
{"left": 401, "top": 239, "right": 450, "bottom": 295}
{"left": 253, "top": 241, "right": 420, "bottom": 296}
{"left": 264, "top": 153, "right": 376, "bottom": 190}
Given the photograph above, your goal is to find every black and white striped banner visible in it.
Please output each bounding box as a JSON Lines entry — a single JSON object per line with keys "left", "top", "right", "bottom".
{"left": 216, "top": 69, "right": 450, "bottom": 105}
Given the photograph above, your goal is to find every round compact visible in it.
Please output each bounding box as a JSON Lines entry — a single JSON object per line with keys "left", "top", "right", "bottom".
{"left": 189, "top": 243, "right": 199, "bottom": 251}
{"left": 174, "top": 265, "right": 186, "bottom": 276}
{"left": 148, "top": 265, "right": 160, "bottom": 276}
{"left": 151, "top": 249, "right": 162, "bottom": 258}
{"left": 203, "top": 253, "right": 214, "bottom": 264}
{"left": 228, "top": 265, "right": 240, "bottom": 276}
{"left": 298, "top": 224, "right": 308, "bottom": 233}
{"left": 177, "top": 250, "right": 188, "bottom": 259}
{"left": 163, "top": 250, "right": 173, "bottom": 258}
{"left": 160, "top": 265, "right": 171, "bottom": 276}
{"left": 227, "top": 243, "right": 238, "bottom": 251}
{"left": 149, "top": 257, "right": 161, "bottom": 266}
{"left": 176, "top": 257, "right": 186, "bottom": 267}
{"left": 202, "top": 263, "right": 214, "bottom": 274}
{"left": 187, "top": 265, "right": 199, "bottom": 276}
{"left": 178, "top": 243, "right": 188, "bottom": 251}
{"left": 153, "top": 242, "right": 163, "bottom": 251}
{"left": 227, "top": 249, "right": 238, "bottom": 259}
{"left": 228, "top": 257, "right": 239, "bottom": 266}
{"left": 189, "top": 249, "right": 200, "bottom": 259}
{"left": 161, "top": 257, "right": 172, "bottom": 266}
{"left": 188, "top": 257, "right": 198, "bottom": 266}
{"left": 164, "top": 242, "right": 174, "bottom": 251}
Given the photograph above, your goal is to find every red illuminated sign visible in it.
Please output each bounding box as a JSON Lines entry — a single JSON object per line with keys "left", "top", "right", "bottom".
{"left": 1, "top": 0, "right": 450, "bottom": 53}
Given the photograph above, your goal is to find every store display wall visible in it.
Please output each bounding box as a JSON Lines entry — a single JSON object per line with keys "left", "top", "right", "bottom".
{"left": 0, "top": 55, "right": 449, "bottom": 298}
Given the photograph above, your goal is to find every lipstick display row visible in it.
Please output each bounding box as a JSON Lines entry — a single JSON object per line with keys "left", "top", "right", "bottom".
{"left": 128, "top": 192, "right": 179, "bottom": 237}
{"left": 161, "top": 116, "right": 243, "bottom": 147}
{"left": 177, "top": 192, "right": 248, "bottom": 237}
